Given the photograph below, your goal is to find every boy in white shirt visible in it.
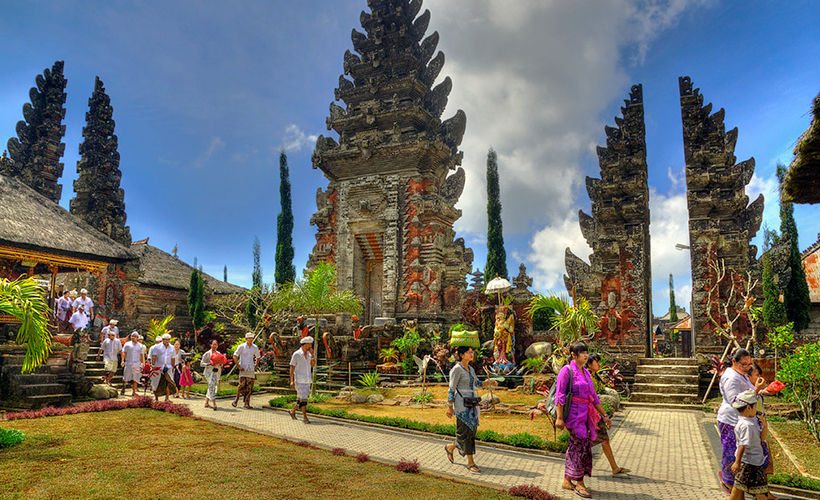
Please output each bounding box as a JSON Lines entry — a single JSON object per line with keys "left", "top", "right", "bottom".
{"left": 97, "top": 329, "right": 122, "bottom": 385}
{"left": 730, "top": 389, "right": 770, "bottom": 500}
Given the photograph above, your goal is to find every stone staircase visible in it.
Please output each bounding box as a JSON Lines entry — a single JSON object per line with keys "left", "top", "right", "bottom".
{"left": 628, "top": 358, "right": 700, "bottom": 406}
{"left": 0, "top": 352, "right": 72, "bottom": 409}
{"left": 86, "top": 341, "right": 123, "bottom": 387}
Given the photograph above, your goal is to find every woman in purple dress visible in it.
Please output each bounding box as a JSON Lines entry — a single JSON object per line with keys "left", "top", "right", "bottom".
{"left": 555, "top": 342, "right": 611, "bottom": 499}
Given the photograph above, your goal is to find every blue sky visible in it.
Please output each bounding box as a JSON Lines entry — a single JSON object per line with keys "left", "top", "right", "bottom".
{"left": 1, "top": 1, "right": 818, "bottom": 316}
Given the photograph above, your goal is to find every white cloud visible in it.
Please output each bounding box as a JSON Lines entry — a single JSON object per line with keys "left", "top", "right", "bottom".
{"left": 194, "top": 136, "right": 225, "bottom": 168}
{"left": 648, "top": 189, "right": 692, "bottom": 313}
{"left": 280, "top": 124, "right": 318, "bottom": 153}
{"left": 526, "top": 211, "right": 590, "bottom": 292}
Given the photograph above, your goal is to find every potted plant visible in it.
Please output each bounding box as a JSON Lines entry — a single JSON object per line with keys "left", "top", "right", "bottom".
{"left": 255, "top": 350, "right": 277, "bottom": 385}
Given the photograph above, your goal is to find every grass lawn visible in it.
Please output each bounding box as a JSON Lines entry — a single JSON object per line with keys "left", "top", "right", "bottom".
{"left": 313, "top": 386, "right": 563, "bottom": 440}
{"left": 770, "top": 420, "right": 820, "bottom": 477}
{"left": 0, "top": 409, "right": 514, "bottom": 500}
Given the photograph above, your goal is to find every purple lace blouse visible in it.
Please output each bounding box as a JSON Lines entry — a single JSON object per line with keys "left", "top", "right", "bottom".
{"left": 555, "top": 361, "right": 601, "bottom": 440}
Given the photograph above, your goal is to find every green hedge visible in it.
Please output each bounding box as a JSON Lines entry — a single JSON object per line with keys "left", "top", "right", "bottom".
{"left": 269, "top": 396, "right": 568, "bottom": 453}
{"left": 769, "top": 474, "right": 820, "bottom": 492}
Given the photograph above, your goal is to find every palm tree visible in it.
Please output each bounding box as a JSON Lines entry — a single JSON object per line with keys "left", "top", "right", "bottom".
{"left": 527, "top": 293, "right": 599, "bottom": 348}
{"left": 0, "top": 277, "right": 52, "bottom": 373}
{"left": 285, "top": 262, "right": 362, "bottom": 395}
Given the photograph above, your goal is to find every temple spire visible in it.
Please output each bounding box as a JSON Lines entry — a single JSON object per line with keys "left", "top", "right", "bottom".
{"left": 70, "top": 76, "right": 131, "bottom": 246}
{"left": 2, "top": 61, "right": 67, "bottom": 202}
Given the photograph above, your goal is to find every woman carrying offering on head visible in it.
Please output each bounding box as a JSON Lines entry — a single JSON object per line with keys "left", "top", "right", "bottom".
{"left": 555, "top": 341, "right": 610, "bottom": 499}
{"left": 444, "top": 331, "right": 497, "bottom": 474}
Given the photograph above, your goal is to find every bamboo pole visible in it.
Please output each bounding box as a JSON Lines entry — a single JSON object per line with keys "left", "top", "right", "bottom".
{"left": 422, "top": 369, "right": 426, "bottom": 410}
{"left": 348, "top": 362, "right": 352, "bottom": 400}
{"left": 702, "top": 341, "right": 733, "bottom": 404}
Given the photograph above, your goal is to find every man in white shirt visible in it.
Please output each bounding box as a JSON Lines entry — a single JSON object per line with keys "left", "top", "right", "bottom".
{"left": 72, "top": 288, "right": 94, "bottom": 321}
{"left": 289, "top": 336, "right": 315, "bottom": 423}
{"left": 68, "top": 305, "right": 88, "bottom": 345}
{"left": 97, "top": 329, "right": 122, "bottom": 385}
{"left": 150, "top": 333, "right": 177, "bottom": 401}
{"left": 100, "top": 319, "right": 119, "bottom": 344}
{"left": 120, "top": 331, "right": 145, "bottom": 396}
{"left": 232, "top": 332, "right": 261, "bottom": 409}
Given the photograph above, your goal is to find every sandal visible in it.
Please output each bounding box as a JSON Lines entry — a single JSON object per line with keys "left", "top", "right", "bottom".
{"left": 612, "top": 467, "right": 631, "bottom": 476}
{"left": 574, "top": 486, "right": 592, "bottom": 498}
{"left": 444, "top": 445, "right": 454, "bottom": 464}
{"left": 231, "top": 401, "right": 238, "bottom": 408}
{"left": 468, "top": 465, "right": 481, "bottom": 474}
{"left": 244, "top": 405, "right": 253, "bottom": 409}
{"left": 289, "top": 411, "right": 298, "bottom": 420}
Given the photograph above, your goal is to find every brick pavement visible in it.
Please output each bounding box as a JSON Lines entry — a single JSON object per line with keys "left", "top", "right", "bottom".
{"left": 177, "top": 395, "right": 724, "bottom": 499}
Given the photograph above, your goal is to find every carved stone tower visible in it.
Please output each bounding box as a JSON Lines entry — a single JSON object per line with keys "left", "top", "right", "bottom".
{"left": 309, "top": 0, "right": 473, "bottom": 324}
{"left": 70, "top": 77, "right": 132, "bottom": 246}
{"left": 679, "top": 76, "right": 763, "bottom": 351}
{"left": 2, "top": 61, "right": 67, "bottom": 203}
{"left": 565, "top": 85, "right": 652, "bottom": 357}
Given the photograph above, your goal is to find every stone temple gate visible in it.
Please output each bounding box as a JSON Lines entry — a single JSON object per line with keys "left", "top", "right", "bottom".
{"left": 566, "top": 78, "right": 763, "bottom": 358}
{"left": 309, "top": 0, "right": 473, "bottom": 325}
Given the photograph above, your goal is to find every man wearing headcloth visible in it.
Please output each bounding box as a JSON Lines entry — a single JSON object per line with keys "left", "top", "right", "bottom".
{"left": 121, "top": 332, "right": 144, "bottom": 396}
{"left": 232, "top": 332, "right": 261, "bottom": 409}
{"left": 56, "top": 291, "right": 72, "bottom": 335}
{"left": 68, "top": 305, "right": 88, "bottom": 345}
{"left": 150, "top": 333, "right": 177, "bottom": 401}
{"left": 100, "top": 319, "right": 119, "bottom": 344}
{"left": 97, "top": 328, "right": 122, "bottom": 385}
{"left": 289, "top": 336, "right": 315, "bottom": 423}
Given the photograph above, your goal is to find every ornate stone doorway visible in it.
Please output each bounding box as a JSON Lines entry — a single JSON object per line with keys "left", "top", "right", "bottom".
{"left": 355, "top": 233, "right": 385, "bottom": 325}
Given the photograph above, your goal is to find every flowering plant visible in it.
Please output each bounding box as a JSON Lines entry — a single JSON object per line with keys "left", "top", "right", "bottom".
{"left": 259, "top": 350, "right": 277, "bottom": 372}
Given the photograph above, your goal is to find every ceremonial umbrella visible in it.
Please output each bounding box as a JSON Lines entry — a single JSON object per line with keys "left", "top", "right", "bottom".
{"left": 485, "top": 276, "right": 511, "bottom": 304}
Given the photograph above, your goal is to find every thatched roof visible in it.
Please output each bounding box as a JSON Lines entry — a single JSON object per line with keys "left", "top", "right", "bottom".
{"left": 786, "top": 91, "right": 820, "bottom": 204}
{"left": 131, "top": 242, "right": 246, "bottom": 295}
{"left": 0, "top": 173, "right": 135, "bottom": 263}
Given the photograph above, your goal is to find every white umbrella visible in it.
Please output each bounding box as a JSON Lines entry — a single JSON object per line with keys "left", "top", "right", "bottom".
{"left": 485, "top": 276, "right": 511, "bottom": 304}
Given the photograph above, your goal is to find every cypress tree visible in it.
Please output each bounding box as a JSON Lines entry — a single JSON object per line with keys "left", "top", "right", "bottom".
{"left": 669, "top": 274, "right": 678, "bottom": 322}
{"left": 762, "top": 249, "right": 786, "bottom": 330}
{"left": 275, "top": 149, "right": 296, "bottom": 287}
{"left": 193, "top": 266, "right": 205, "bottom": 330}
{"left": 484, "top": 148, "right": 507, "bottom": 283}
{"left": 777, "top": 163, "right": 811, "bottom": 331}
{"left": 245, "top": 237, "right": 262, "bottom": 328}
{"left": 224, "top": 265, "right": 228, "bottom": 283}
{"left": 3, "top": 61, "right": 68, "bottom": 202}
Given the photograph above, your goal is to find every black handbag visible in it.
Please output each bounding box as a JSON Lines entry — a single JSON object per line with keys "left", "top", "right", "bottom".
{"left": 457, "top": 364, "right": 482, "bottom": 408}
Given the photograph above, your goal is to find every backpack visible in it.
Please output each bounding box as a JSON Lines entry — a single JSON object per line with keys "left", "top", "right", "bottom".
{"left": 545, "top": 364, "right": 573, "bottom": 422}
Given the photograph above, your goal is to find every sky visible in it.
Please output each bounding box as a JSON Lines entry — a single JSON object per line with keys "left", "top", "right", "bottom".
{"left": 1, "top": 0, "right": 818, "bottom": 317}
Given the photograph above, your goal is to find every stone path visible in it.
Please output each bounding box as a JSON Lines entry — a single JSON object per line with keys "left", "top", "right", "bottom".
{"left": 171, "top": 394, "right": 734, "bottom": 499}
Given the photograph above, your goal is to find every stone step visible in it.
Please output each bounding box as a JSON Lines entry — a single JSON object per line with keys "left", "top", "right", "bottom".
{"left": 622, "top": 401, "right": 703, "bottom": 411}
{"left": 638, "top": 357, "right": 699, "bottom": 366}
{"left": 8, "top": 373, "right": 59, "bottom": 385}
{"left": 18, "top": 384, "right": 69, "bottom": 397}
{"left": 24, "top": 393, "right": 72, "bottom": 409}
{"left": 635, "top": 365, "right": 698, "bottom": 375}
{"left": 634, "top": 373, "right": 699, "bottom": 385}
{"left": 1, "top": 364, "right": 52, "bottom": 375}
{"left": 2, "top": 354, "right": 27, "bottom": 364}
{"left": 632, "top": 383, "right": 699, "bottom": 395}
{"left": 629, "top": 392, "right": 701, "bottom": 404}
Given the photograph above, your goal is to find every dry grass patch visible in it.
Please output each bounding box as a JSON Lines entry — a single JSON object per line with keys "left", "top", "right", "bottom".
{"left": 770, "top": 421, "right": 820, "bottom": 476}
{"left": 0, "top": 409, "right": 514, "bottom": 500}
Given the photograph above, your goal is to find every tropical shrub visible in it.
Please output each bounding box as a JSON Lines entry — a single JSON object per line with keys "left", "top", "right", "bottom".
{"left": 355, "top": 453, "right": 370, "bottom": 462}
{"left": 0, "top": 277, "right": 51, "bottom": 373}
{"left": 4, "top": 397, "right": 192, "bottom": 420}
{"left": 379, "top": 347, "right": 399, "bottom": 364}
{"left": 778, "top": 341, "right": 820, "bottom": 442}
{"left": 331, "top": 448, "right": 346, "bottom": 456}
{"left": 410, "top": 391, "right": 432, "bottom": 403}
{"left": 0, "top": 427, "right": 25, "bottom": 449}
{"left": 767, "top": 322, "right": 794, "bottom": 373}
{"left": 508, "top": 485, "right": 559, "bottom": 500}
{"left": 521, "top": 356, "right": 548, "bottom": 374}
{"left": 394, "top": 458, "right": 420, "bottom": 473}
{"left": 769, "top": 474, "right": 820, "bottom": 492}
{"left": 358, "top": 371, "right": 380, "bottom": 388}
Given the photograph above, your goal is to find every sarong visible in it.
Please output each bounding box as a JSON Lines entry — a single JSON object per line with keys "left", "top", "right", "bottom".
{"left": 719, "top": 422, "right": 738, "bottom": 487}
{"left": 237, "top": 376, "right": 254, "bottom": 405}
{"left": 204, "top": 366, "right": 221, "bottom": 400}
{"left": 734, "top": 462, "right": 769, "bottom": 495}
{"left": 455, "top": 417, "right": 476, "bottom": 456}
{"left": 104, "top": 359, "right": 117, "bottom": 373}
{"left": 153, "top": 371, "right": 177, "bottom": 397}
{"left": 123, "top": 363, "right": 141, "bottom": 382}
{"left": 565, "top": 431, "right": 593, "bottom": 481}
{"left": 295, "top": 383, "right": 310, "bottom": 401}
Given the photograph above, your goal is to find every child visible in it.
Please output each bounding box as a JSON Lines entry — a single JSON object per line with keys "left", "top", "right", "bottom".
{"left": 178, "top": 356, "right": 194, "bottom": 399}
{"left": 730, "top": 389, "right": 769, "bottom": 500}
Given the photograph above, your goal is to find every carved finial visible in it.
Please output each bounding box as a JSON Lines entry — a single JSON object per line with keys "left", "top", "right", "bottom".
{"left": 679, "top": 76, "right": 694, "bottom": 96}
{"left": 629, "top": 84, "right": 643, "bottom": 104}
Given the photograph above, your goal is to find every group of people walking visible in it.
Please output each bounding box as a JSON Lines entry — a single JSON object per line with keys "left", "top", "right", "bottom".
{"left": 445, "top": 341, "right": 628, "bottom": 499}
{"left": 54, "top": 288, "right": 94, "bottom": 340}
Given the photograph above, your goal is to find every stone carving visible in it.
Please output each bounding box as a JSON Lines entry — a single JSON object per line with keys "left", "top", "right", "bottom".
{"left": 565, "top": 84, "right": 651, "bottom": 354}
{"left": 69, "top": 77, "right": 131, "bottom": 246}
{"left": 680, "top": 76, "right": 763, "bottom": 351}
{"left": 492, "top": 303, "right": 516, "bottom": 372}
{"left": 3, "top": 61, "right": 67, "bottom": 203}
{"left": 309, "top": 0, "right": 471, "bottom": 324}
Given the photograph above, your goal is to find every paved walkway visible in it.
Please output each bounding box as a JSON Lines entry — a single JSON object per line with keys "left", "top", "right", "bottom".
{"left": 172, "top": 394, "right": 730, "bottom": 499}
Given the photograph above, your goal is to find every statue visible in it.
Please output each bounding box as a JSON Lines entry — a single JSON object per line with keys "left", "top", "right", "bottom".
{"left": 492, "top": 303, "right": 516, "bottom": 374}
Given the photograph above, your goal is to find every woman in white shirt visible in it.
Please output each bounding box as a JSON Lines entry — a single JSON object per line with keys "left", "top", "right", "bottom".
{"left": 201, "top": 339, "right": 223, "bottom": 410}
{"left": 717, "top": 348, "right": 766, "bottom": 494}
